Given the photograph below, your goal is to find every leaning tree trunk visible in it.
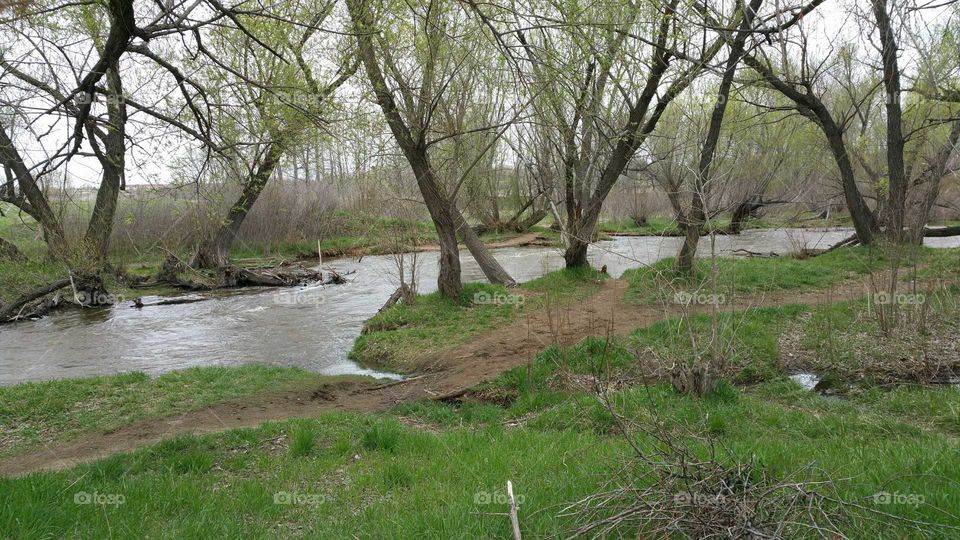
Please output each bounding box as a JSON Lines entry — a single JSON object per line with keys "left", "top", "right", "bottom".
{"left": 192, "top": 141, "right": 283, "bottom": 269}
{"left": 512, "top": 207, "right": 548, "bottom": 232}
{"left": 741, "top": 56, "right": 879, "bottom": 245}
{"left": 453, "top": 209, "right": 516, "bottom": 287}
{"left": 728, "top": 197, "right": 763, "bottom": 235}
{"left": 0, "top": 124, "right": 68, "bottom": 259}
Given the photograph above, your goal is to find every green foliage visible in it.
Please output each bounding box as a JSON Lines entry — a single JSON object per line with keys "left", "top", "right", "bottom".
{"left": 362, "top": 419, "right": 403, "bottom": 453}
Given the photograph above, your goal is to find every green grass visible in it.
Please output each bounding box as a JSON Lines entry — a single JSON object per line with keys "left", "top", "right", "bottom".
{"left": 795, "top": 286, "right": 960, "bottom": 383}
{"left": 622, "top": 245, "right": 960, "bottom": 303}
{"left": 0, "top": 365, "right": 368, "bottom": 458}
{"left": 3, "top": 375, "right": 957, "bottom": 537}
{"left": 4, "top": 285, "right": 960, "bottom": 537}
{"left": 350, "top": 267, "right": 607, "bottom": 373}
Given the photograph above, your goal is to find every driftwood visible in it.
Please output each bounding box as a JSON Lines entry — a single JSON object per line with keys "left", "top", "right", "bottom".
{"left": 824, "top": 233, "right": 860, "bottom": 253}
{"left": 0, "top": 278, "right": 71, "bottom": 322}
{"left": 158, "top": 254, "right": 337, "bottom": 290}
{"left": 432, "top": 388, "right": 470, "bottom": 402}
{"left": 133, "top": 296, "right": 208, "bottom": 308}
{"left": 732, "top": 248, "right": 779, "bottom": 258}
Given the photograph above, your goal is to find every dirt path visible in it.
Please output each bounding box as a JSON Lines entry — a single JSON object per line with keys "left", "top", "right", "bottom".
{"left": 0, "top": 278, "right": 867, "bottom": 477}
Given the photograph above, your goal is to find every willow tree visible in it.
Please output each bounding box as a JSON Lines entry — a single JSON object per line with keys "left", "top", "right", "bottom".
{"left": 191, "top": 0, "right": 356, "bottom": 269}
{"left": 675, "top": 0, "right": 763, "bottom": 275}
{"left": 475, "top": 0, "right": 722, "bottom": 267}
{"left": 739, "top": 0, "right": 960, "bottom": 244}
{"left": 348, "top": 0, "right": 515, "bottom": 298}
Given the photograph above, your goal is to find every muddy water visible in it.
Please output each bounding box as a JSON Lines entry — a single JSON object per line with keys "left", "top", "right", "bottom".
{"left": 0, "top": 228, "right": 956, "bottom": 385}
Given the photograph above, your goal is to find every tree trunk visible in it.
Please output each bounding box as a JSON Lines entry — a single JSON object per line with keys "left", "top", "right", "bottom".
{"left": 676, "top": 0, "right": 762, "bottom": 277}
{"left": 911, "top": 121, "right": 960, "bottom": 241}
{"left": 454, "top": 209, "right": 517, "bottom": 287}
{"left": 514, "top": 208, "right": 548, "bottom": 232}
{"left": 873, "top": 0, "right": 907, "bottom": 243}
{"left": 348, "top": 0, "right": 464, "bottom": 298}
{"left": 192, "top": 140, "right": 283, "bottom": 269}
{"left": 564, "top": 224, "right": 591, "bottom": 267}
{"left": 83, "top": 66, "right": 126, "bottom": 264}
{"left": 741, "top": 55, "right": 879, "bottom": 244}
{"left": 0, "top": 123, "right": 68, "bottom": 258}
{"left": 728, "top": 197, "right": 762, "bottom": 235}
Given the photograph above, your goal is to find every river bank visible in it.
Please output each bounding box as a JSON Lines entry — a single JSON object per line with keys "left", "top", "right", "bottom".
{"left": 2, "top": 255, "right": 959, "bottom": 536}
{"left": 7, "top": 227, "right": 953, "bottom": 386}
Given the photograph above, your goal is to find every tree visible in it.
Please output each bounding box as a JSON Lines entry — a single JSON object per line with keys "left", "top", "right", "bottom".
{"left": 479, "top": 0, "right": 722, "bottom": 267}
{"left": 191, "top": 0, "right": 356, "bottom": 269}
{"left": 675, "top": 0, "right": 763, "bottom": 276}
{"left": 348, "top": 0, "right": 515, "bottom": 298}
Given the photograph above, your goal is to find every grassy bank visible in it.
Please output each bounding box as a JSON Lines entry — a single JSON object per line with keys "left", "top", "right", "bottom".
{"left": 622, "top": 245, "right": 960, "bottom": 303}
{"left": 3, "top": 295, "right": 959, "bottom": 537}
{"left": 349, "top": 267, "right": 607, "bottom": 373}
{"left": 0, "top": 366, "right": 370, "bottom": 458}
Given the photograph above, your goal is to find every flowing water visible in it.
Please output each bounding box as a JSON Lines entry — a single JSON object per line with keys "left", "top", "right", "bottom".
{"left": 1, "top": 228, "right": 957, "bottom": 385}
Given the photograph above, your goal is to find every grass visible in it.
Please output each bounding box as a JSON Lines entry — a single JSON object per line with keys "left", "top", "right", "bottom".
{"left": 794, "top": 286, "right": 960, "bottom": 383}
{"left": 4, "top": 343, "right": 959, "bottom": 537}
{"left": 0, "top": 365, "right": 369, "bottom": 458}
{"left": 4, "top": 270, "right": 960, "bottom": 536}
{"left": 622, "top": 244, "right": 960, "bottom": 303}
{"left": 349, "top": 267, "right": 607, "bottom": 373}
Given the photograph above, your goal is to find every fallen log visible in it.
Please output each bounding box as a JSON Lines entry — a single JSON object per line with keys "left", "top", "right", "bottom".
{"left": 133, "top": 296, "right": 208, "bottom": 308}
{"left": 824, "top": 233, "right": 859, "bottom": 253}
{"left": 923, "top": 225, "right": 960, "bottom": 237}
{"left": 732, "top": 248, "right": 779, "bottom": 258}
{"left": 0, "top": 278, "right": 71, "bottom": 322}
{"left": 158, "top": 258, "right": 335, "bottom": 290}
